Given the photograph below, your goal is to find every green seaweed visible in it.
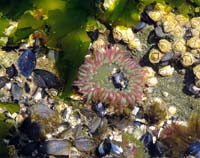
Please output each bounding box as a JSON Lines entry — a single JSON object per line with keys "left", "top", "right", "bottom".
{"left": 0, "top": 103, "right": 19, "bottom": 157}
{"left": 97, "top": 0, "right": 141, "bottom": 27}
{"left": 0, "top": 16, "right": 9, "bottom": 36}
{"left": 113, "top": 0, "right": 141, "bottom": 26}
{"left": 11, "top": 12, "right": 44, "bottom": 43}
{"left": 97, "top": 0, "right": 128, "bottom": 23}
{"left": 0, "top": 102, "right": 20, "bottom": 114}
{"left": 191, "top": 0, "right": 200, "bottom": 6}
{"left": 139, "top": 0, "right": 195, "bottom": 16}
{"left": 0, "top": 102, "right": 19, "bottom": 157}
{"left": 45, "top": 0, "right": 95, "bottom": 96}
{"left": 0, "top": 0, "right": 33, "bottom": 19}
{"left": 57, "top": 29, "right": 90, "bottom": 97}
{"left": 34, "top": 0, "right": 66, "bottom": 12}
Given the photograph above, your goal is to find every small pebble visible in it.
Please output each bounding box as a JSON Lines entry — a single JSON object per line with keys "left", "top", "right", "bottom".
{"left": 167, "top": 106, "right": 177, "bottom": 116}
{"left": 162, "top": 91, "right": 169, "bottom": 97}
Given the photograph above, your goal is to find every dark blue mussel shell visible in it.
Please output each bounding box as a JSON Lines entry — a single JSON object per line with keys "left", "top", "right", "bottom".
{"left": 93, "top": 102, "right": 106, "bottom": 117}
{"left": 140, "top": 132, "right": 167, "bottom": 157}
{"left": 133, "top": 21, "right": 146, "bottom": 32}
{"left": 96, "top": 138, "right": 112, "bottom": 157}
{"left": 33, "top": 69, "right": 60, "bottom": 89}
{"left": 186, "top": 141, "right": 200, "bottom": 157}
{"left": 11, "top": 82, "right": 22, "bottom": 102}
{"left": 17, "top": 49, "right": 36, "bottom": 77}
{"left": 6, "top": 64, "right": 18, "bottom": 78}
{"left": 111, "top": 71, "right": 128, "bottom": 90}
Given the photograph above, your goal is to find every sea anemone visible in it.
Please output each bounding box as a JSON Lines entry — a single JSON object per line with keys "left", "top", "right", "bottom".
{"left": 74, "top": 45, "right": 144, "bottom": 111}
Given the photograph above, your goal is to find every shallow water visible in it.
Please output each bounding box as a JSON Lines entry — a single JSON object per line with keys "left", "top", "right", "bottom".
{"left": 1, "top": 0, "right": 200, "bottom": 157}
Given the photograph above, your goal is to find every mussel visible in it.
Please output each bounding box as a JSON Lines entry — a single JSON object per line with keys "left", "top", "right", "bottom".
{"left": 6, "top": 64, "right": 18, "bottom": 78}
{"left": 34, "top": 69, "right": 61, "bottom": 89}
{"left": 17, "top": 49, "right": 36, "bottom": 77}
{"left": 185, "top": 141, "right": 200, "bottom": 158}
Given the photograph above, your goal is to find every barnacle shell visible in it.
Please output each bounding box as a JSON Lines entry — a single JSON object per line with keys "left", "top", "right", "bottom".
{"left": 143, "top": 66, "right": 157, "bottom": 87}
{"left": 154, "top": 3, "right": 168, "bottom": 13}
{"left": 148, "top": 11, "right": 163, "bottom": 22}
{"left": 190, "top": 17, "right": 200, "bottom": 29}
{"left": 193, "top": 65, "right": 200, "bottom": 79}
{"left": 167, "top": 106, "right": 177, "bottom": 117}
{"left": 113, "top": 26, "right": 134, "bottom": 43}
{"left": 145, "top": 76, "right": 158, "bottom": 87}
{"left": 162, "top": 13, "right": 177, "bottom": 33}
{"left": 172, "top": 39, "right": 186, "bottom": 54}
{"left": 113, "top": 26, "right": 126, "bottom": 42}
{"left": 143, "top": 66, "right": 156, "bottom": 78}
{"left": 191, "top": 28, "right": 200, "bottom": 37}
{"left": 158, "top": 65, "right": 174, "bottom": 77}
{"left": 158, "top": 39, "right": 172, "bottom": 53}
{"left": 170, "top": 25, "right": 185, "bottom": 38}
{"left": 149, "top": 48, "right": 163, "bottom": 63}
{"left": 187, "top": 37, "right": 200, "bottom": 49}
{"left": 148, "top": 3, "right": 167, "bottom": 22}
{"left": 113, "top": 26, "right": 141, "bottom": 51}
{"left": 175, "top": 15, "right": 190, "bottom": 27}
{"left": 181, "top": 52, "right": 195, "bottom": 67}
{"left": 128, "top": 37, "right": 142, "bottom": 51}
{"left": 190, "top": 49, "right": 200, "bottom": 54}
{"left": 195, "top": 79, "right": 200, "bottom": 87}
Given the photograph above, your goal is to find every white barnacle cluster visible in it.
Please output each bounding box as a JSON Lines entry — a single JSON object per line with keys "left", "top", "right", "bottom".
{"left": 112, "top": 26, "right": 142, "bottom": 51}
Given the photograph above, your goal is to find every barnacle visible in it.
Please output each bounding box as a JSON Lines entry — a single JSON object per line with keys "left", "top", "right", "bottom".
{"left": 195, "top": 79, "right": 200, "bottom": 87}
{"left": 181, "top": 52, "right": 195, "bottom": 67}
{"left": 158, "top": 65, "right": 174, "bottom": 77}
{"left": 162, "top": 13, "right": 177, "bottom": 33}
{"left": 148, "top": 11, "right": 163, "bottom": 22}
{"left": 143, "top": 66, "right": 158, "bottom": 87}
{"left": 144, "top": 76, "right": 158, "bottom": 87}
{"left": 112, "top": 26, "right": 141, "bottom": 51}
{"left": 158, "top": 39, "right": 172, "bottom": 53}
{"left": 147, "top": 3, "right": 168, "bottom": 22}
{"left": 74, "top": 45, "right": 144, "bottom": 112}
{"left": 193, "top": 65, "right": 200, "bottom": 79}
{"left": 175, "top": 15, "right": 189, "bottom": 27}
{"left": 172, "top": 39, "right": 186, "bottom": 55}
{"left": 149, "top": 48, "right": 163, "bottom": 64}
{"left": 170, "top": 25, "right": 185, "bottom": 38}
{"left": 187, "top": 37, "right": 200, "bottom": 49}
{"left": 191, "top": 28, "right": 200, "bottom": 37}
{"left": 191, "top": 17, "right": 200, "bottom": 29}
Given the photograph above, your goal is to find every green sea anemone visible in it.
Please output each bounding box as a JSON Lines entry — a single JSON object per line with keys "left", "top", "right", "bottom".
{"left": 74, "top": 45, "right": 144, "bottom": 111}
